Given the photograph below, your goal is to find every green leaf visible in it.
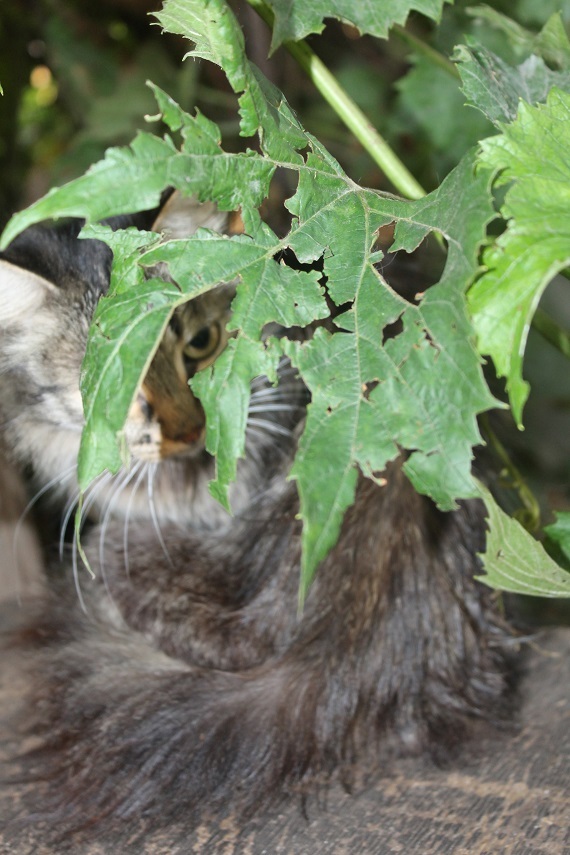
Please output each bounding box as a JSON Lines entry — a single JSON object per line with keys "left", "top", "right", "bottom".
{"left": 454, "top": 40, "right": 570, "bottom": 126}
{"left": 469, "top": 87, "right": 570, "bottom": 425}
{"left": 1, "top": 93, "right": 498, "bottom": 597}
{"left": 466, "top": 8, "right": 570, "bottom": 69}
{"left": 0, "top": 1, "right": 504, "bottom": 596}
{"left": 544, "top": 512, "right": 570, "bottom": 569}
{"left": 0, "top": 89, "right": 274, "bottom": 251}
{"left": 281, "top": 151, "right": 498, "bottom": 591}
{"left": 140, "top": 225, "right": 327, "bottom": 506}
{"left": 263, "top": 0, "right": 449, "bottom": 52}
{"left": 478, "top": 488, "right": 570, "bottom": 598}
{"left": 77, "top": 225, "right": 178, "bottom": 489}
{"left": 155, "top": 0, "right": 308, "bottom": 161}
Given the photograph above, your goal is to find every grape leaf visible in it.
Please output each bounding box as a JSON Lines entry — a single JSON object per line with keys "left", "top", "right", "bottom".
{"left": 478, "top": 488, "right": 570, "bottom": 597}
{"left": 468, "top": 87, "right": 570, "bottom": 425}
{"left": 263, "top": 0, "right": 449, "bottom": 52}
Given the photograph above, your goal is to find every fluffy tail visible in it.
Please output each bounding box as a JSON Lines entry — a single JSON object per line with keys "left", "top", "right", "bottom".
{"left": 5, "top": 610, "right": 357, "bottom": 836}
{"left": 2, "top": 470, "right": 516, "bottom": 842}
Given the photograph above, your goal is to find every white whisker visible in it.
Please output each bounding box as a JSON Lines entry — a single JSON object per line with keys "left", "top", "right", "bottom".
{"left": 248, "top": 404, "right": 299, "bottom": 414}
{"left": 249, "top": 383, "right": 303, "bottom": 400}
{"left": 59, "top": 487, "right": 81, "bottom": 559}
{"left": 16, "top": 465, "right": 77, "bottom": 525}
{"left": 247, "top": 418, "right": 294, "bottom": 439}
{"left": 59, "top": 471, "right": 112, "bottom": 560}
{"left": 98, "top": 462, "right": 142, "bottom": 593}
{"left": 123, "top": 462, "right": 149, "bottom": 578}
{"left": 148, "top": 463, "right": 173, "bottom": 566}
{"left": 12, "top": 464, "right": 77, "bottom": 571}
{"left": 71, "top": 535, "right": 88, "bottom": 614}
{"left": 69, "top": 471, "right": 114, "bottom": 612}
{"left": 10, "top": 464, "right": 76, "bottom": 604}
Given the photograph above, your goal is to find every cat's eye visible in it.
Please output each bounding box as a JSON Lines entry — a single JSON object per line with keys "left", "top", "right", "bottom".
{"left": 184, "top": 322, "right": 221, "bottom": 361}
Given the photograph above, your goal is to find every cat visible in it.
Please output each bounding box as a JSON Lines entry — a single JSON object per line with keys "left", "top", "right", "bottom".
{"left": 0, "top": 193, "right": 515, "bottom": 846}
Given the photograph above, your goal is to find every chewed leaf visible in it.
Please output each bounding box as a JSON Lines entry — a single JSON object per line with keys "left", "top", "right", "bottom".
{"left": 0, "top": 1, "right": 509, "bottom": 597}
{"left": 281, "top": 152, "right": 498, "bottom": 591}
{"left": 0, "top": 94, "right": 274, "bottom": 251}
{"left": 155, "top": 0, "right": 307, "bottom": 161}
{"left": 469, "top": 88, "right": 570, "bottom": 425}
{"left": 478, "top": 488, "right": 570, "bottom": 598}
{"left": 77, "top": 225, "right": 178, "bottom": 489}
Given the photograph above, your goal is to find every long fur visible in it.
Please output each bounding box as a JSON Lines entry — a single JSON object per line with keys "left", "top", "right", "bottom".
{"left": 0, "top": 203, "right": 515, "bottom": 845}
{"left": 3, "top": 469, "right": 514, "bottom": 843}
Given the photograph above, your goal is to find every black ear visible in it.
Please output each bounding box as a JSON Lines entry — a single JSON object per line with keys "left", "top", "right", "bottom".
{"left": 0, "top": 221, "right": 114, "bottom": 296}
{"left": 0, "top": 224, "right": 77, "bottom": 287}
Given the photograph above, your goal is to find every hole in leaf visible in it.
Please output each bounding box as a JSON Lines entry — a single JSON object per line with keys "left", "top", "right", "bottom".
{"left": 381, "top": 314, "right": 404, "bottom": 345}
{"left": 375, "top": 234, "right": 446, "bottom": 305}
{"left": 362, "top": 380, "right": 379, "bottom": 400}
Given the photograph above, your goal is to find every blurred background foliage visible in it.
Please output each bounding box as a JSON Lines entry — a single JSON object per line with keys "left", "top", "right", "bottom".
{"left": 1, "top": 0, "right": 569, "bottom": 620}
{"left": 6, "top": 0, "right": 570, "bottom": 214}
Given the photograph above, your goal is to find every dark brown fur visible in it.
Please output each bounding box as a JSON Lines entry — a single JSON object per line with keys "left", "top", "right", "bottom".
{"left": 3, "top": 470, "right": 514, "bottom": 843}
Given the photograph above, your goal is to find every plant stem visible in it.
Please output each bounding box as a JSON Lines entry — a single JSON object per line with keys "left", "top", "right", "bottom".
{"left": 532, "top": 308, "right": 570, "bottom": 360}
{"left": 245, "top": 0, "right": 426, "bottom": 200}
{"left": 480, "top": 415, "right": 541, "bottom": 533}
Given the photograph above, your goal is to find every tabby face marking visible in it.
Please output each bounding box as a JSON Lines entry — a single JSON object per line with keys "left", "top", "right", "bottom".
{"left": 124, "top": 284, "right": 235, "bottom": 463}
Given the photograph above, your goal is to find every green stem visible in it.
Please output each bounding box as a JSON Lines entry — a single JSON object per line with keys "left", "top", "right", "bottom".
{"left": 533, "top": 308, "right": 570, "bottom": 360}
{"left": 480, "top": 415, "right": 541, "bottom": 533}
{"left": 245, "top": 0, "right": 426, "bottom": 200}
{"left": 392, "top": 24, "right": 460, "bottom": 79}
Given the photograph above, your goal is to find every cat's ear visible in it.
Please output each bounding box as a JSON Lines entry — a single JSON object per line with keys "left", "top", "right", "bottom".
{"left": 152, "top": 192, "right": 228, "bottom": 239}
{"left": 0, "top": 259, "right": 56, "bottom": 325}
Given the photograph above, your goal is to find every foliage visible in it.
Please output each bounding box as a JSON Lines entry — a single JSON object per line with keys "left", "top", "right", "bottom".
{"left": 2, "top": 0, "right": 570, "bottom": 601}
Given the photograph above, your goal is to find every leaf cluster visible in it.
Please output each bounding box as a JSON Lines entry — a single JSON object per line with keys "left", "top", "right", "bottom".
{"left": 2, "top": 0, "right": 570, "bottom": 601}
